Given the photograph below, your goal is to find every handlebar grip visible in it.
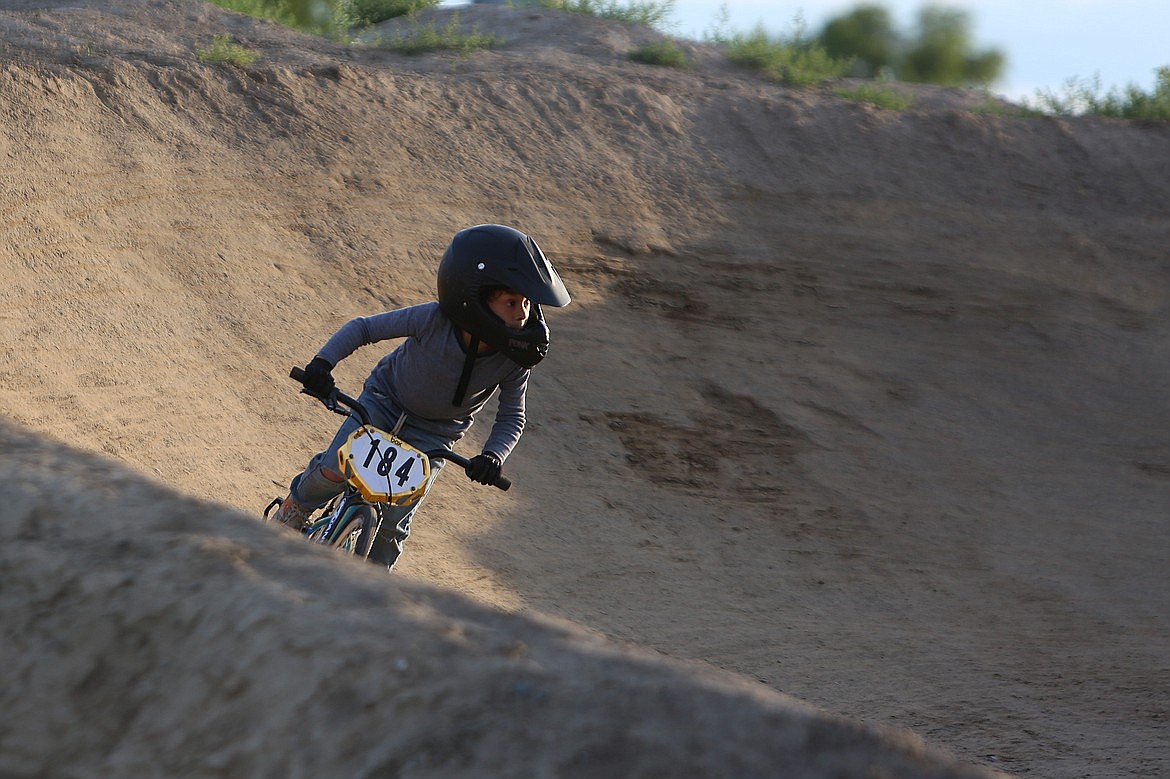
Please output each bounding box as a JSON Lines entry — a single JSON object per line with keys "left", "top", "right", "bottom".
{"left": 424, "top": 449, "right": 511, "bottom": 491}
{"left": 290, "top": 366, "right": 306, "bottom": 383}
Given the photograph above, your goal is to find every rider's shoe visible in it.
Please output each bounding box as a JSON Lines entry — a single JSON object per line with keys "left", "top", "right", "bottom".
{"left": 267, "top": 494, "right": 312, "bottom": 532}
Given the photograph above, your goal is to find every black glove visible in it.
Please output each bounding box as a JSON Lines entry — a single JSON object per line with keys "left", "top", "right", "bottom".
{"left": 465, "top": 452, "right": 502, "bottom": 485}
{"left": 302, "top": 356, "right": 335, "bottom": 397}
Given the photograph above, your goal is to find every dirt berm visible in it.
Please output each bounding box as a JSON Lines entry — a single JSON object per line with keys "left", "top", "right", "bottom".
{"left": 1, "top": 1, "right": 1167, "bottom": 777}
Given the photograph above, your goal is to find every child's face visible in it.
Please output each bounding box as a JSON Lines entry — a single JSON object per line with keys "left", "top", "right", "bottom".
{"left": 487, "top": 289, "right": 531, "bottom": 330}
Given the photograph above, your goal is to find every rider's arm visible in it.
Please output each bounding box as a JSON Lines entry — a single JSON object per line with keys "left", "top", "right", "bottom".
{"left": 482, "top": 370, "right": 528, "bottom": 462}
{"left": 316, "top": 303, "right": 434, "bottom": 366}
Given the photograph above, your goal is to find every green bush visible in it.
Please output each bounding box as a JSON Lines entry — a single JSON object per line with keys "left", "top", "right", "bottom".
{"left": 535, "top": 0, "right": 676, "bottom": 32}
{"left": 350, "top": 0, "right": 439, "bottom": 26}
{"left": 834, "top": 82, "right": 914, "bottom": 110}
{"left": 209, "top": 0, "right": 301, "bottom": 27}
{"left": 968, "top": 96, "right": 1044, "bottom": 119}
{"left": 629, "top": 39, "right": 690, "bottom": 69}
{"left": 197, "top": 34, "right": 260, "bottom": 65}
{"left": 207, "top": 0, "right": 438, "bottom": 35}
{"left": 1031, "top": 67, "right": 1170, "bottom": 120}
{"left": 721, "top": 20, "right": 848, "bottom": 87}
{"left": 386, "top": 14, "right": 498, "bottom": 55}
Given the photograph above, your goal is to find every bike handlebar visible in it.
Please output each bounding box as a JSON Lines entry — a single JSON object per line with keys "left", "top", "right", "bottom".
{"left": 290, "top": 366, "right": 370, "bottom": 425}
{"left": 422, "top": 448, "right": 511, "bottom": 491}
{"left": 289, "top": 366, "right": 511, "bottom": 491}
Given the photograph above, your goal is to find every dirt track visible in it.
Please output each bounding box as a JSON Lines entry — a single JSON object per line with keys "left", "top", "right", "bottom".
{"left": 1, "top": 1, "right": 1168, "bottom": 777}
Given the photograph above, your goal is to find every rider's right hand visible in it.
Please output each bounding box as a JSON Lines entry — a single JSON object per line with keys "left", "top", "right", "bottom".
{"left": 302, "top": 356, "right": 336, "bottom": 397}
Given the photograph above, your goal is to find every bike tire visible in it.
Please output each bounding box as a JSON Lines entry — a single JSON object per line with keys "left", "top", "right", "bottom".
{"left": 322, "top": 504, "right": 381, "bottom": 560}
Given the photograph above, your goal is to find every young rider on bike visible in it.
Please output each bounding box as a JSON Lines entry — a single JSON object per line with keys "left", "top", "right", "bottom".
{"left": 269, "top": 224, "right": 572, "bottom": 569}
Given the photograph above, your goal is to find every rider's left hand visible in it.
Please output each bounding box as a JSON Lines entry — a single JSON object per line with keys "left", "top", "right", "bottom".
{"left": 465, "top": 452, "right": 502, "bottom": 485}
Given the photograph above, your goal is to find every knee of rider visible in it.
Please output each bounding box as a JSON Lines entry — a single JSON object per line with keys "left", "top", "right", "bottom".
{"left": 291, "top": 464, "right": 345, "bottom": 506}
{"left": 321, "top": 466, "right": 346, "bottom": 483}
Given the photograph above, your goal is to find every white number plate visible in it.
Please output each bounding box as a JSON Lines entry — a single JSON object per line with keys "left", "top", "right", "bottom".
{"left": 338, "top": 427, "right": 431, "bottom": 506}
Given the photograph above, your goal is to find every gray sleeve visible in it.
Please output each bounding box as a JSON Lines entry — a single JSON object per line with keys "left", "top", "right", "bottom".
{"left": 315, "top": 305, "right": 427, "bottom": 366}
{"left": 483, "top": 370, "right": 529, "bottom": 462}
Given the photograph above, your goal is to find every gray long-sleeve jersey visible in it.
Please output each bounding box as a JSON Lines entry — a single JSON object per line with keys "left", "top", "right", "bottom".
{"left": 316, "top": 302, "right": 529, "bottom": 461}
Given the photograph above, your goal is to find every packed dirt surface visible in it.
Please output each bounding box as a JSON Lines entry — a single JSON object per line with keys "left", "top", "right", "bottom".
{"left": 2, "top": 1, "right": 1168, "bottom": 777}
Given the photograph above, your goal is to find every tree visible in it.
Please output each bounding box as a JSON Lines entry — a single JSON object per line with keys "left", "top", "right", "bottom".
{"left": 900, "top": 5, "right": 1004, "bottom": 86}
{"left": 816, "top": 3, "right": 1005, "bottom": 87}
{"left": 819, "top": 4, "right": 899, "bottom": 78}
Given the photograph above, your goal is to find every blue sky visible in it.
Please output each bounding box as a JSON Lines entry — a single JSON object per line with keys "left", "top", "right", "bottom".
{"left": 664, "top": 1, "right": 1169, "bottom": 101}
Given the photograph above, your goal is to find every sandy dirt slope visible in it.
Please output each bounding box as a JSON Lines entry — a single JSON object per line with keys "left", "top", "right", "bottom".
{"left": 1, "top": 1, "right": 1168, "bottom": 776}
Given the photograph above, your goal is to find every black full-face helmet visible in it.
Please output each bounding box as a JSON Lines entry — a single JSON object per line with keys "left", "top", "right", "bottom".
{"left": 437, "top": 224, "right": 571, "bottom": 369}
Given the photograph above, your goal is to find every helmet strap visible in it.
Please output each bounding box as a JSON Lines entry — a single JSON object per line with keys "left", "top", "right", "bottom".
{"left": 452, "top": 334, "right": 480, "bottom": 406}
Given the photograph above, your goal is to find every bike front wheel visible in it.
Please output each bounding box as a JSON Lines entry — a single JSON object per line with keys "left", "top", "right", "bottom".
{"left": 308, "top": 503, "right": 381, "bottom": 560}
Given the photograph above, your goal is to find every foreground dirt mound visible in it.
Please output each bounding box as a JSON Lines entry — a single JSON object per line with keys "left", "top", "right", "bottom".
{"left": 0, "top": 420, "right": 1000, "bottom": 778}
{"left": 2, "top": 1, "right": 1168, "bottom": 777}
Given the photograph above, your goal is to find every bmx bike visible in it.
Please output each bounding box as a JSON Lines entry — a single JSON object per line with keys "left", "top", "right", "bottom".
{"left": 263, "top": 366, "right": 510, "bottom": 561}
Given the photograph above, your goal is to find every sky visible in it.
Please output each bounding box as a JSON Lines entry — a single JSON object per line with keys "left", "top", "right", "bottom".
{"left": 642, "top": 0, "right": 1165, "bottom": 101}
